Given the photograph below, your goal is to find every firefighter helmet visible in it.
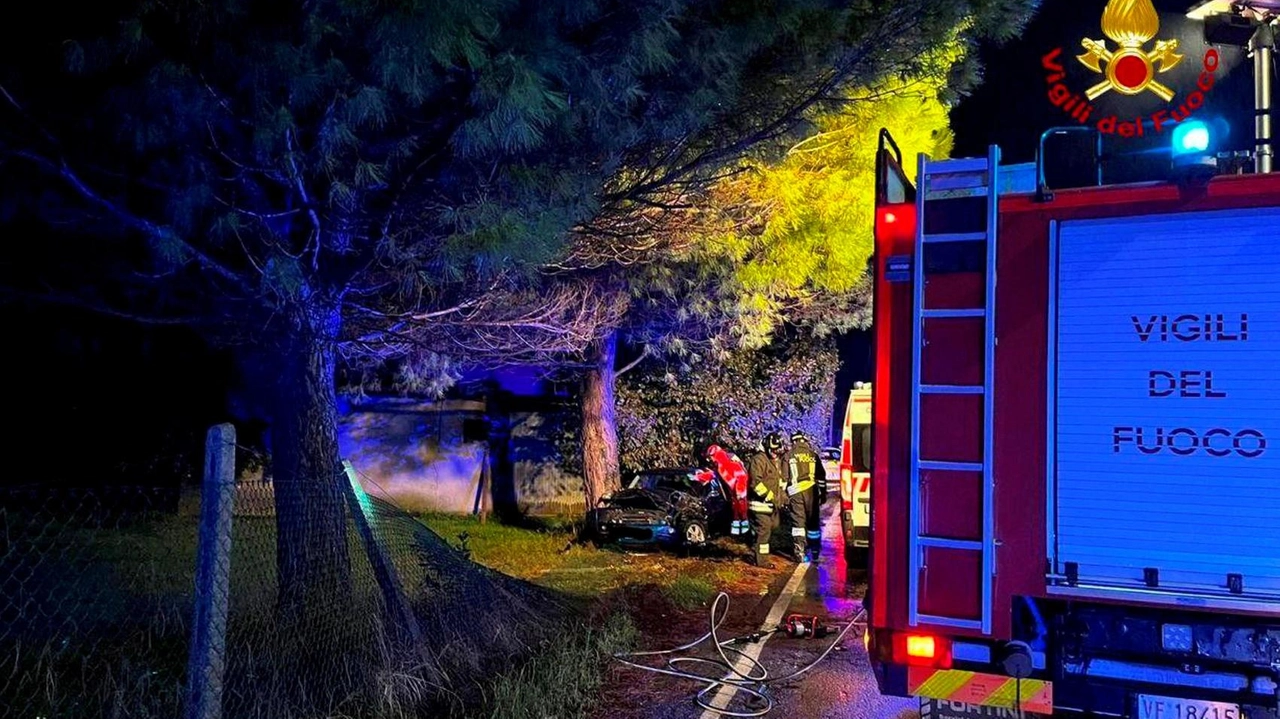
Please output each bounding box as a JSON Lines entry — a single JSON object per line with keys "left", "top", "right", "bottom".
{"left": 763, "top": 432, "right": 783, "bottom": 453}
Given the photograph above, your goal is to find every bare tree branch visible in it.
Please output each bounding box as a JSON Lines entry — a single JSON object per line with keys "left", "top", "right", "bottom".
{"left": 285, "top": 129, "right": 323, "bottom": 270}
{"left": 614, "top": 344, "right": 650, "bottom": 379}
{"left": 6, "top": 150, "right": 252, "bottom": 291}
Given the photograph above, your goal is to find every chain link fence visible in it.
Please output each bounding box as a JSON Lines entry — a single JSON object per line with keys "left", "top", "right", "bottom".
{"left": 0, "top": 484, "right": 192, "bottom": 718}
{"left": 0, "top": 423, "right": 565, "bottom": 719}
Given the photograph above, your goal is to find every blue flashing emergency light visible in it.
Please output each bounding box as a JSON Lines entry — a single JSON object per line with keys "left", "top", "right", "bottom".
{"left": 1170, "top": 118, "right": 1221, "bottom": 182}
{"left": 1172, "top": 120, "right": 1211, "bottom": 156}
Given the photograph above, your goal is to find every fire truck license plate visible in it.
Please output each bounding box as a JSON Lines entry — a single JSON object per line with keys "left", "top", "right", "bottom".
{"left": 1137, "top": 694, "right": 1241, "bottom": 719}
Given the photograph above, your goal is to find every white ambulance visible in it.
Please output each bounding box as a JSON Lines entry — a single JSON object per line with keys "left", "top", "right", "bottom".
{"left": 839, "top": 381, "right": 872, "bottom": 566}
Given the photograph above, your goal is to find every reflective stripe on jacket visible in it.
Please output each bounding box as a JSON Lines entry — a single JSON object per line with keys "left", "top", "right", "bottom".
{"left": 787, "top": 476, "right": 816, "bottom": 495}
{"left": 746, "top": 449, "right": 785, "bottom": 513}
{"left": 753, "top": 481, "right": 775, "bottom": 504}
{"left": 785, "top": 440, "right": 825, "bottom": 497}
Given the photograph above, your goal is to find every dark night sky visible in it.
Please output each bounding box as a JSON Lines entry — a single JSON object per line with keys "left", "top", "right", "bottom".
{"left": 951, "top": 0, "right": 1260, "bottom": 168}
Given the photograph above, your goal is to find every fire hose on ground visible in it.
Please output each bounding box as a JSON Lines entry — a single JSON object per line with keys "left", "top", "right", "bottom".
{"left": 612, "top": 591, "right": 868, "bottom": 717}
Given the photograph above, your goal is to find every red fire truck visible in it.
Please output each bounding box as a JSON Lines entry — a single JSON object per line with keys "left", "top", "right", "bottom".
{"left": 865, "top": 122, "right": 1280, "bottom": 719}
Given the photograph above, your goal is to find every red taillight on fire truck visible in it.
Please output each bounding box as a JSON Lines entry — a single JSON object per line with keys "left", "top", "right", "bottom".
{"left": 891, "top": 632, "right": 952, "bottom": 669}
{"left": 875, "top": 203, "right": 916, "bottom": 247}
{"left": 840, "top": 465, "right": 853, "bottom": 510}
{"left": 906, "top": 635, "right": 936, "bottom": 659}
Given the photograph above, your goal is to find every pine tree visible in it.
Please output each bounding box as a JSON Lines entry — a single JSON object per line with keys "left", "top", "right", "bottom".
{"left": 0, "top": 0, "right": 1041, "bottom": 618}
{"left": 546, "top": 25, "right": 1032, "bottom": 502}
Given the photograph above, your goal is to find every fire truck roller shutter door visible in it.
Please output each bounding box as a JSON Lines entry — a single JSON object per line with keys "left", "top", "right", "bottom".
{"left": 1051, "top": 206, "right": 1280, "bottom": 605}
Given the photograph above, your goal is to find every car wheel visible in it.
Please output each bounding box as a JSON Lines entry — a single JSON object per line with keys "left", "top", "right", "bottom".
{"left": 675, "top": 520, "right": 708, "bottom": 557}
{"left": 682, "top": 520, "right": 708, "bottom": 546}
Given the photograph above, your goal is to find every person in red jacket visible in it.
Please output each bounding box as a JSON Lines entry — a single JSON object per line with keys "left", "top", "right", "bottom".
{"left": 705, "top": 444, "right": 750, "bottom": 536}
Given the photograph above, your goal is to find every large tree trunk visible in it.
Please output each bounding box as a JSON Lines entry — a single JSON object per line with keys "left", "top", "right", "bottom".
{"left": 581, "top": 331, "right": 621, "bottom": 509}
{"left": 269, "top": 300, "right": 351, "bottom": 626}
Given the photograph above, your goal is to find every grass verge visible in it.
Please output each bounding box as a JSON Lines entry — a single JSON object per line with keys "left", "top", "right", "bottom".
{"left": 417, "top": 512, "right": 776, "bottom": 601}
{"left": 418, "top": 512, "right": 788, "bottom": 719}
{"left": 662, "top": 575, "right": 718, "bottom": 610}
{"left": 477, "top": 611, "right": 638, "bottom": 719}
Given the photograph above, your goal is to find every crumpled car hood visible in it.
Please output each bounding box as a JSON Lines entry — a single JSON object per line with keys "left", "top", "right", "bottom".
{"left": 598, "top": 488, "right": 669, "bottom": 511}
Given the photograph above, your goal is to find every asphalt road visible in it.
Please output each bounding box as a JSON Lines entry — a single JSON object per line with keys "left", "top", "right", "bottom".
{"left": 753, "top": 504, "right": 918, "bottom": 719}
{"left": 634, "top": 499, "right": 920, "bottom": 719}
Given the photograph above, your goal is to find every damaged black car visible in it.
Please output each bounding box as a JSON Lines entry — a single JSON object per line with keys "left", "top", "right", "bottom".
{"left": 584, "top": 468, "right": 732, "bottom": 551}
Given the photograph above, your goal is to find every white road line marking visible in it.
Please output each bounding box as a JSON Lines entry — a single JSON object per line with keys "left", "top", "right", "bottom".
{"left": 697, "top": 559, "right": 811, "bottom": 718}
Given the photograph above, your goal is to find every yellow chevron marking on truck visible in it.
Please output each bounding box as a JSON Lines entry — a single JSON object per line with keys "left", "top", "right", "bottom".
{"left": 908, "top": 667, "right": 1054, "bottom": 715}
{"left": 913, "top": 669, "right": 976, "bottom": 697}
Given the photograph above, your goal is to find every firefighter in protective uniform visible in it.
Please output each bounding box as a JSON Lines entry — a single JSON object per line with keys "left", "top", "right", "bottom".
{"left": 745, "top": 432, "right": 787, "bottom": 566}
{"left": 783, "top": 431, "right": 827, "bottom": 562}
{"left": 705, "top": 444, "right": 751, "bottom": 537}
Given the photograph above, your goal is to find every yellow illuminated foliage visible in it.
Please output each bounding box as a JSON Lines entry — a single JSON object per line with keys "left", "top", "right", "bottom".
{"left": 700, "top": 40, "right": 964, "bottom": 349}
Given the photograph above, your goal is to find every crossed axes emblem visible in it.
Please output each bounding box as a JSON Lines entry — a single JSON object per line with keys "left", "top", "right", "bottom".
{"left": 1077, "top": 0, "right": 1184, "bottom": 102}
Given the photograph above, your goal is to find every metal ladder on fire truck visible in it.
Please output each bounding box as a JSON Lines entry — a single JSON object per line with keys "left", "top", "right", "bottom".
{"left": 908, "top": 145, "right": 999, "bottom": 636}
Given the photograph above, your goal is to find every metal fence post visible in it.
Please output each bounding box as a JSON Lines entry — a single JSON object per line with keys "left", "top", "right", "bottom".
{"left": 185, "top": 423, "right": 236, "bottom": 719}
